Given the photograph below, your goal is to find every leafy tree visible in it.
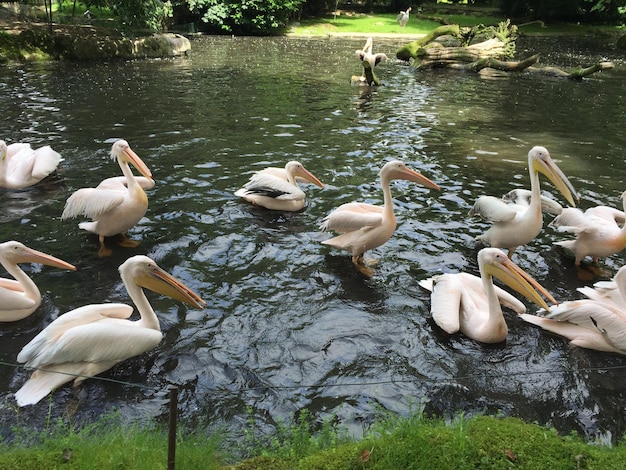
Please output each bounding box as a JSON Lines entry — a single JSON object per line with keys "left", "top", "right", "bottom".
{"left": 175, "top": 0, "right": 304, "bottom": 35}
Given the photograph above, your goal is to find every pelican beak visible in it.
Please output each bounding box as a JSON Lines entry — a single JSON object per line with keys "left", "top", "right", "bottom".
{"left": 296, "top": 167, "right": 325, "bottom": 189}
{"left": 533, "top": 154, "right": 578, "bottom": 207}
{"left": 137, "top": 266, "right": 206, "bottom": 309}
{"left": 485, "top": 256, "right": 557, "bottom": 313}
{"left": 123, "top": 146, "right": 153, "bottom": 180}
{"left": 400, "top": 166, "right": 441, "bottom": 190}
{"left": 18, "top": 247, "right": 76, "bottom": 271}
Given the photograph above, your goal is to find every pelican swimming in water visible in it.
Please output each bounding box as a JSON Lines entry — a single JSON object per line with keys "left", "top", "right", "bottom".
{"left": 0, "top": 140, "right": 62, "bottom": 189}
{"left": 61, "top": 140, "right": 154, "bottom": 258}
{"left": 397, "top": 7, "right": 412, "bottom": 27}
{"left": 520, "top": 265, "right": 626, "bottom": 355}
{"left": 469, "top": 146, "right": 578, "bottom": 257}
{"left": 320, "top": 160, "right": 440, "bottom": 275}
{"left": 235, "top": 161, "right": 324, "bottom": 211}
{"left": 0, "top": 241, "right": 76, "bottom": 322}
{"left": 419, "top": 248, "right": 556, "bottom": 344}
{"left": 15, "top": 255, "right": 206, "bottom": 406}
{"left": 549, "top": 190, "right": 626, "bottom": 266}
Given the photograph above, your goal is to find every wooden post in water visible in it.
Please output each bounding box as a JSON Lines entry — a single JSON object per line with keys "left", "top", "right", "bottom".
{"left": 168, "top": 385, "right": 179, "bottom": 470}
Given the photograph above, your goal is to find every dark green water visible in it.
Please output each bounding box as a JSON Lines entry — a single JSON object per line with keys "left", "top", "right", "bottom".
{"left": 0, "top": 34, "right": 625, "bottom": 443}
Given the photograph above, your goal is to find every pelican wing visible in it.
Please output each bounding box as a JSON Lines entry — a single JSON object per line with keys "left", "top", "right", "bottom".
{"left": 0, "top": 285, "right": 37, "bottom": 310}
{"left": 30, "top": 146, "right": 63, "bottom": 180}
{"left": 423, "top": 274, "right": 463, "bottom": 334}
{"left": 239, "top": 173, "right": 305, "bottom": 201}
{"left": 585, "top": 206, "right": 625, "bottom": 224}
{"left": 549, "top": 208, "right": 589, "bottom": 233}
{"left": 320, "top": 203, "right": 383, "bottom": 233}
{"left": 469, "top": 196, "right": 518, "bottom": 222}
{"left": 61, "top": 188, "right": 126, "bottom": 220}
{"left": 17, "top": 303, "right": 134, "bottom": 365}
{"left": 25, "top": 321, "right": 163, "bottom": 368}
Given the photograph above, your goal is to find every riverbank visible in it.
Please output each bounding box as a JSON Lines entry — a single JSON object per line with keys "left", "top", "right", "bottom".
{"left": 0, "top": 13, "right": 190, "bottom": 62}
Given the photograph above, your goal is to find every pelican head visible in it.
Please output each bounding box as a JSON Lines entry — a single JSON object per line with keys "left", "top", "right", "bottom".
{"left": 0, "top": 240, "right": 76, "bottom": 271}
{"left": 111, "top": 140, "right": 153, "bottom": 180}
{"left": 529, "top": 146, "right": 578, "bottom": 207}
{"left": 285, "top": 161, "right": 325, "bottom": 189}
{"left": 479, "top": 248, "right": 556, "bottom": 312}
{"left": 380, "top": 160, "right": 441, "bottom": 190}
{"left": 120, "top": 255, "right": 206, "bottom": 309}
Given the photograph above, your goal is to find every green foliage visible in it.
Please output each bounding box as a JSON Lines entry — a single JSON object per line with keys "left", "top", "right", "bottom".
{"left": 112, "top": 0, "right": 173, "bottom": 32}
{"left": 175, "top": 0, "right": 304, "bottom": 35}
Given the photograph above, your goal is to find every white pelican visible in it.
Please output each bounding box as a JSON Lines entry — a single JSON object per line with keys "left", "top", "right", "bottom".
{"left": 549, "top": 190, "right": 626, "bottom": 266}
{"left": 397, "top": 7, "right": 412, "bottom": 27}
{"left": 0, "top": 140, "right": 62, "bottom": 189}
{"left": 355, "top": 37, "right": 388, "bottom": 70}
{"left": 235, "top": 161, "right": 324, "bottom": 211}
{"left": 61, "top": 140, "right": 154, "bottom": 258}
{"left": 501, "top": 188, "right": 563, "bottom": 215}
{"left": 520, "top": 265, "right": 626, "bottom": 355}
{"left": 0, "top": 241, "right": 76, "bottom": 322}
{"left": 419, "top": 247, "right": 556, "bottom": 344}
{"left": 320, "top": 160, "right": 440, "bottom": 274}
{"left": 468, "top": 146, "right": 578, "bottom": 257}
{"left": 15, "top": 255, "right": 206, "bottom": 406}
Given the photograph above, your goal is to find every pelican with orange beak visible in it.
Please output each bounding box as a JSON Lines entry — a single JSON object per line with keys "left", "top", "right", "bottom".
{"left": 0, "top": 241, "right": 76, "bottom": 322}
{"left": 235, "top": 160, "right": 324, "bottom": 211}
{"left": 469, "top": 146, "right": 578, "bottom": 257}
{"left": 420, "top": 248, "right": 557, "bottom": 344}
{"left": 61, "top": 140, "right": 154, "bottom": 257}
{"left": 15, "top": 255, "right": 205, "bottom": 406}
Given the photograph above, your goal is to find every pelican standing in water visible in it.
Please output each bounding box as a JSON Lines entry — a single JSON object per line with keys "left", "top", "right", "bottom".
{"left": 397, "top": 7, "right": 412, "bottom": 27}
{"left": 520, "top": 265, "right": 626, "bottom": 355}
{"left": 469, "top": 146, "right": 578, "bottom": 257}
{"left": 419, "top": 248, "right": 556, "bottom": 344}
{"left": 235, "top": 161, "right": 324, "bottom": 211}
{"left": 15, "top": 255, "right": 206, "bottom": 406}
{"left": 61, "top": 140, "right": 154, "bottom": 257}
{"left": 320, "top": 160, "right": 440, "bottom": 275}
{"left": 0, "top": 140, "right": 62, "bottom": 189}
{"left": 0, "top": 241, "right": 76, "bottom": 322}
{"left": 549, "top": 190, "right": 626, "bottom": 266}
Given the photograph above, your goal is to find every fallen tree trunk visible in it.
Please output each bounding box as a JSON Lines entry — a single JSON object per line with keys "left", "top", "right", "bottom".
{"left": 396, "top": 21, "right": 613, "bottom": 80}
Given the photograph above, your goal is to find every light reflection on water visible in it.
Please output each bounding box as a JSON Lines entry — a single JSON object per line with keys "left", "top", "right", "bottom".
{"left": 0, "top": 34, "right": 625, "bottom": 444}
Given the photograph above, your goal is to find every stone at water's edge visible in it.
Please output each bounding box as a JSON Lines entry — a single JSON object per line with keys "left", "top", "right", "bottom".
{"left": 133, "top": 33, "right": 191, "bottom": 58}
{"left": 0, "top": 23, "right": 191, "bottom": 62}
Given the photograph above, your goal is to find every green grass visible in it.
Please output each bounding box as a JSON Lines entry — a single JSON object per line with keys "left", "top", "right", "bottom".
{"left": 289, "top": 12, "right": 625, "bottom": 37}
{"left": 2, "top": 409, "right": 626, "bottom": 469}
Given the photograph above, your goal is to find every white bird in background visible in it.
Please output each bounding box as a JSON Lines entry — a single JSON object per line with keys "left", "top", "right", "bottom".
{"left": 320, "top": 160, "right": 440, "bottom": 275}
{"left": 61, "top": 140, "right": 154, "bottom": 258}
{"left": 501, "top": 188, "right": 563, "bottom": 215}
{"left": 0, "top": 241, "right": 76, "bottom": 322}
{"left": 468, "top": 146, "right": 579, "bottom": 257}
{"left": 419, "top": 247, "right": 556, "bottom": 344}
{"left": 549, "top": 190, "right": 626, "bottom": 266}
{"left": 0, "top": 140, "right": 63, "bottom": 189}
{"left": 520, "top": 265, "right": 626, "bottom": 355}
{"left": 397, "top": 7, "right": 412, "bottom": 27}
{"left": 235, "top": 160, "right": 324, "bottom": 211}
{"left": 15, "top": 255, "right": 206, "bottom": 407}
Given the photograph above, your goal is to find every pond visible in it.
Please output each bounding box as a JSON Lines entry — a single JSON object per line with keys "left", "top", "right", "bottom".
{"left": 0, "top": 33, "right": 625, "bottom": 445}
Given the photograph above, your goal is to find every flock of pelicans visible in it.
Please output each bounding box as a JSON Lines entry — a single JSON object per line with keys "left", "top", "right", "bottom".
{"left": 1, "top": 137, "right": 626, "bottom": 408}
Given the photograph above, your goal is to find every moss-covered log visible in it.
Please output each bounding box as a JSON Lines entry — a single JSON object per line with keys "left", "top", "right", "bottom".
{"left": 396, "top": 24, "right": 460, "bottom": 62}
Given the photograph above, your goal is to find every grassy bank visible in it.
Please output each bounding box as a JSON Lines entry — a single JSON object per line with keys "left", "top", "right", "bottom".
{"left": 1, "top": 410, "right": 626, "bottom": 469}
{"left": 288, "top": 11, "right": 625, "bottom": 37}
